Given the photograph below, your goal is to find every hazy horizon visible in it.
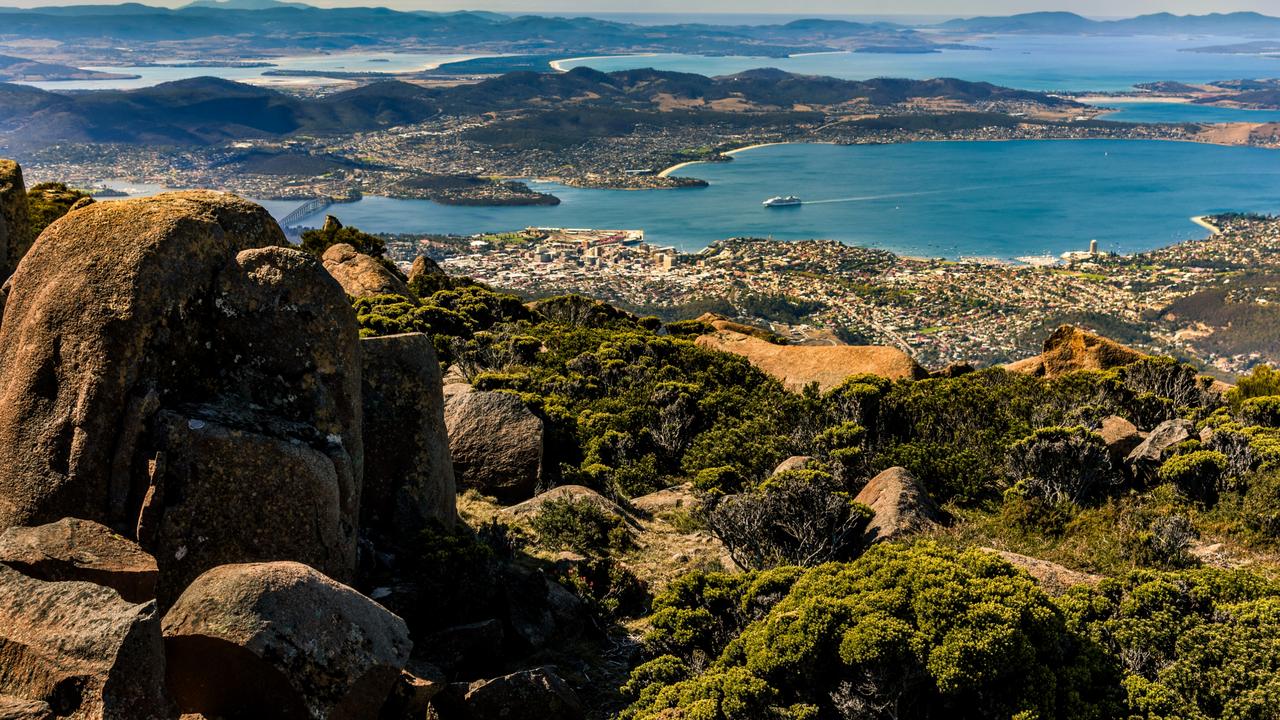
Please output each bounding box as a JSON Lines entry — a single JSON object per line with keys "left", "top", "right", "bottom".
{"left": 3, "top": 0, "right": 1279, "bottom": 17}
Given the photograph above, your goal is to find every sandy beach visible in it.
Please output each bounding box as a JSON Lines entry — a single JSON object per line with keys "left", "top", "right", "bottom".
{"left": 1191, "top": 215, "right": 1223, "bottom": 235}
{"left": 657, "top": 142, "right": 795, "bottom": 177}
{"left": 548, "top": 54, "right": 655, "bottom": 72}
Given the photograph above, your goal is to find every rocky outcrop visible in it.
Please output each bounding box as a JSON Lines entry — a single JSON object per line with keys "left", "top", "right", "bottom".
{"left": 1126, "top": 418, "right": 1194, "bottom": 474}
{"left": 854, "top": 467, "right": 942, "bottom": 544}
{"left": 408, "top": 255, "right": 445, "bottom": 284}
{"left": 322, "top": 243, "right": 411, "bottom": 299}
{"left": 0, "top": 518, "right": 158, "bottom": 604}
{"left": 444, "top": 385, "right": 544, "bottom": 502}
{"left": 500, "top": 485, "right": 629, "bottom": 524}
{"left": 0, "top": 192, "right": 363, "bottom": 604}
{"left": 696, "top": 312, "right": 779, "bottom": 342}
{"left": 1098, "top": 415, "right": 1143, "bottom": 464}
{"left": 772, "top": 456, "right": 817, "bottom": 475}
{"left": 361, "top": 333, "right": 457, "bottom": 539}
{"left": 629, "top": 483, "right": 700, "bottom": 515}
{"left": 439, "top": 667, "right": 585, "bottom": 720}
{"left": 1006, "top": 325, "right": 1147, "bottom": 378}
{"left": 0, "top": 159, "right": 30, "bottom": 282}
{"left": 162, "top": 561, "right": 412, "bottom": 720}
{"left": 986, "top": 548, "right": 1103, "bottom": 595}
{"left": 696, "top": 328, "right": 925, "bottom": 392}
{"left": 0, "top": 564, "right": 171, "bottom": 718}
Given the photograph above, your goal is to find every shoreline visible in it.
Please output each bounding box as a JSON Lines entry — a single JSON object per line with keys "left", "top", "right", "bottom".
{"left": 657, "top": 141, "right": 805, "bottom": 177}
{"left": 1191, "top": 215, "right": 1222, "bottom": 235}
{"left": 548, "top": 53, "right": 654, "bottom": 72}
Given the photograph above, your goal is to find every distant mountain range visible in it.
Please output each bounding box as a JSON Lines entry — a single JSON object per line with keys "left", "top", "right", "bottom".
{"left": 0, "top": 4, "right": 947, "bottom": 57}
{"left": 940, "top": 11, "right": 1280, "bottom": 37}
{"left": 0, "top": 68, "right": 1075, "bottom": 150}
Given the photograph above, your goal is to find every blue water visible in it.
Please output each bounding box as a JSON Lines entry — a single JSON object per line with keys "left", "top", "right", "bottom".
{"left": 19, "top": 51, "right": 487, "bottom": 91}
{"left": 557, "top": 35, "right": 1280, "bottom": 92}
{"left": 261, "top": 140, "right": 1280, "bottom": 260}
{"left": 1095, "top": 101, "right": 1280, "bottom": 124}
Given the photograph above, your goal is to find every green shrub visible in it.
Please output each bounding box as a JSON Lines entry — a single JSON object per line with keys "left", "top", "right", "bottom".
{"left": 1240, "top": 395, "right": 1280, "bottom": 427}
{"left": 706, "top": 470, "right": 872, "bottom": 569}
{"left": 1156, "top": 450, "right": 1227, "bottom": 502}
{"left": 1060, "top": 567, "right": 1280, "bottom": 719}
{"left": 1228, "top": 364, "right": 1280, "bottom": 412}
{"left": 625, "top": 543, "right": 1124, "bottom": 720}
{"left": 1242, "top": 471, "right": 1280, "bottom": 538}
{"left": 529, "top": 498, "right": 632, "bottom": 555}
{"left": 1006, "top": 426, "right": 1117, "bottom": 505}
{"left": 300, "top": 217, "right": 387, "bottom": 258}
{"left": 554, "top": 556, "right": 650, "bottom": 621}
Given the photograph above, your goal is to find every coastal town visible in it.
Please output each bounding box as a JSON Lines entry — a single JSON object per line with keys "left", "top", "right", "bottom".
{"left": 384, "top": 214, "right": 1280, "bottom": 376}
{"left": 14, "top": 84, "right": 1272, "bottom": 206}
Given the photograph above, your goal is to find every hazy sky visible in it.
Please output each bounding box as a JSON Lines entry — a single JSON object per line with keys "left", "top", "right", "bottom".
{"left": 4, "top": 0, "right": 1276, "bottom": 14}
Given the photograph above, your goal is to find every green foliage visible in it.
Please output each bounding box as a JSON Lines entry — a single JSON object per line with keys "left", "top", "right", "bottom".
{"left": 553, "top": 556, "right": 650, "bottom": 621}
{"left": 706, "top": 470, "right": 873, "bottom": 570}
{"left": 1241, "top": 470, "right": 1280, "bottom": 538}
{"left": 1061, "top": 567, "right": 1280, "bottom": 719}
{"left": 626, "top": 543, "right": 1124, "bottom": 720}
{"left": 1006, "top": 426, "right": 1117, "bottom": 505}
{"left": 1157, "top": 450, "right": 1228, "bottom": 502}
{"left": 1227, "top": 365, "right": 1280, "bottom": 411}
{"left": 299, "top": 218, "right": 387, "bottom": 258}
{"left": 1239, "top": 395, "right": 1280, "bottom": 427}
{"left": 530, "top": 498, "right": 632, "bottom": 556}
{"left": 26, "top": 182, "right": 92, "bottom": 237}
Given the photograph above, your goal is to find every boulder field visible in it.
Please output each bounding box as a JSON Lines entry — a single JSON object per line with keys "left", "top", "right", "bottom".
{"left": 0, "top": 176, "right": 489, "bottom": 719}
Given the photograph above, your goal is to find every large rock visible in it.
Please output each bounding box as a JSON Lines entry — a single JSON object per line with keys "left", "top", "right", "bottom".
{"left": 1006, "top": 325, "right": 1147, "bottom": 378}
{"left": 0, "top": 159, "right": 30, "bottom": 282}
{"left": 0, "top": 564, "right": 171, "bottom": 719}
{"left": 500, "top": 485, "right": 629, "bottom": 524}
{"left": 162, "top": 561, "right": 411, "bottom": 720}
{"left": 143, "top": 410, "right": 356, "bottom": 606}
{"left": 1098, "top": 415, "right": 1143, "bottom": 464}
{"left": 444, "top": 667, "right": 584, "bottom": 720}
{"left": 1126, "top": 419, "right": 1194, "bottom": 471}
{"left": 0, "top": 518, "right": 158, "bottom": 603}
{"left": 444, "top": 385, "right": 544, "bottom": 502}
{"left": 0, "top": 193, "right": 363, "bottom": 603}
{"left": 322, "top": 243, "right": 411, "bottom": 299}
{"left": 772, "top": 456, "right": 817, "bottom": 475}
{"left": 361, "top": 333, "right": 456, "bottom": 540}
{"left": 696, "top": 328, "right": 925, "bottom": 392}
{"left": 407, "top": 255, "right": 445, "bottom": 284}
{"left": 853, "top": 467, "right": 942, "bottom": 544}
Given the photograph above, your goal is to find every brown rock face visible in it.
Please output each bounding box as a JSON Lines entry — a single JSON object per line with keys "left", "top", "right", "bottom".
{"left": 162, "top": 561, "right": 412, "bottom": 720}
{"left": 0, "top": 518, "right": 159, "bottom": 604}
{"left": 0, "top": 696, "right": 52, "bottom": 720}
{"left": 0, "top": 159, "right": 30, "bottom": 282}
{"left": 984, "top": 548, "right": 1102, "bottom": 595}
{"left": 0, "top": 564, "right": 171, "bottom": 719}
{"left": 322, "top": 243, "right": 411, "bottom": 298}
{"left": 772, "top": 456, "right": 817, "bottom": 475}
{"left": 407, "top": 255, "right": 445, "bottom": 284}
{"left": 695, "top": 328, "right": 925, "bottom": 392}
{"left": 854, "top": 467, "right": 942, "bottom": 544}
{"left": 453, "top": 667, "right": 584, "bottom": 720}
{"left": 444, "top": 385, "right": 544, "bottom": 502}
{"left": 1006, "top": 325, "right": 1147, "bottom": 378}
{"left": 361, "top": 333, "right": 457, "bottom": 539}
{"left": 1098, "top": 415, "right": 1143, "bottom": 464}
{"left": 0, "top": 192, "right": 363, "bottom": 604}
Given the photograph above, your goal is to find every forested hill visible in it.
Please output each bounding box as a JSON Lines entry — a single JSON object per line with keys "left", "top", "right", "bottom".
{"left": 0, "top": 69, "right": 1080, "bottom": 149}
{"left": 940, "top": 10, "right": 1280, "bottom": 36}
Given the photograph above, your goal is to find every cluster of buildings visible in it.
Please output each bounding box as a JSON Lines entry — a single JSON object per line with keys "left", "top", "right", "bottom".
{"left": 392, "top": 216, "right": 1280, "bottom": 376}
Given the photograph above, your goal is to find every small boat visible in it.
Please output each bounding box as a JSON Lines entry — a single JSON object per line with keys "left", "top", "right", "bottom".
{"left": 763, "top": 196, "right": 802, "bottom": 207}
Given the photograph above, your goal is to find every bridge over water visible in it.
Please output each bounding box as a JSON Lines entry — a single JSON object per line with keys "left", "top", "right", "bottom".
{"left": 278, "top": 196, "right": 333, "bottom": 228}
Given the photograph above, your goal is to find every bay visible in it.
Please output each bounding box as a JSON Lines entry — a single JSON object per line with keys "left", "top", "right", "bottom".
{"left": 262, "top": 140, "right": 1280, "bottom": 260}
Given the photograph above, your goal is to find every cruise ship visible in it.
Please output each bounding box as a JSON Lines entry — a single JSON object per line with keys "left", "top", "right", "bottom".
{"left": 763, "top": 196, "right": 802, "bottom": 208}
